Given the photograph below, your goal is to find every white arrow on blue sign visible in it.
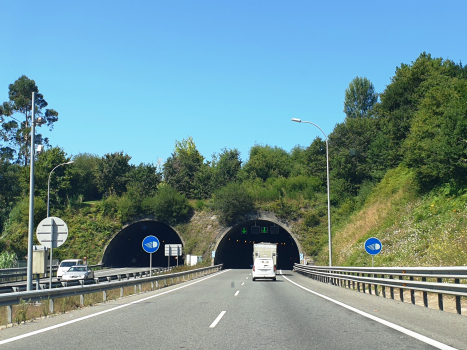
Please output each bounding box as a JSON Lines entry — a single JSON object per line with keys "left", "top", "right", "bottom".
{"left": 300, "top": 253, "right": 304, "bottom": 260}
{"left": 364, "top": 237, "right": 382, "bottom": 255}
{"left": 212, "top": 251, "right": 216, "bottom": 258}
{"left": 142, "top": 235, "right": 160, "bottom": 253}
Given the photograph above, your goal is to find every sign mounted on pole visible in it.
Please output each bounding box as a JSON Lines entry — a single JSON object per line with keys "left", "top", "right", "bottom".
{"left": 142, "top": 236, "right": 160, "bottom": 277}
{"left": 36, "top": 217, "right": 68, "bottom": 248}
{"left": 142, "top": 235, "right": 160, "bottom": 253}
{"left": 364, "top": 237, "right": 382, "bottom": 255}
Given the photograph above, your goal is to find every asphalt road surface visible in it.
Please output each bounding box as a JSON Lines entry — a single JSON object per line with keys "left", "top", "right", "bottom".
{"left": 0, "top": 269, "right": 465, "bottom": 349}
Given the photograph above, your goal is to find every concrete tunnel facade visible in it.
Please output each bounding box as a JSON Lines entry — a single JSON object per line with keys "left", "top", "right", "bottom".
{"left": 102, "top": 220, "right": 184, "bottom": 268}
{"left": 101, "top": 213, "right": 302, "bottom": 270}
{"left": 213, "top": 218, "right": 301, "bottom": 270}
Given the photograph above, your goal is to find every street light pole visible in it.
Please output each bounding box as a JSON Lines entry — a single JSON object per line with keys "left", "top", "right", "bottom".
{"left": 26, "top": 92, "right": 36, "bottom": 291}
{"left": 47, "top": 161, "right": 74, "bottom": 289}
{"left": 291, "top": 118, "right": 332, "bottom": 266}
{"left": 47, "top": 161, "right": 75, "bottom": 217}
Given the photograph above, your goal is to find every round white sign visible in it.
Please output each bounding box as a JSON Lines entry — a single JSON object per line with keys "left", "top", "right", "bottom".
{"left": 36, "top": 216, "right": 69, "bottom": 249}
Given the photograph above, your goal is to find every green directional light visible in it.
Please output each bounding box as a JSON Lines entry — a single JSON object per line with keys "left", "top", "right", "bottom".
{"left": 261, "top": 227, "right": 268, "bottom": 233}
{"left": 241, "top": 227, "right": 247, "bottom": 234}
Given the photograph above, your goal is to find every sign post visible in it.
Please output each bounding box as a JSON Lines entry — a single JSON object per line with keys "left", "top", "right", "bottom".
{"left": 165, "top": 244, "right": 182, "bottom": 268}
{"left": 36, "top": 217, "right": 69, "bottom": 289}
{"left": 142, "top": 236, "right": 160, "bottom": 276}
{"left": 364, "top": 237, "right": 382, "bottom": 267}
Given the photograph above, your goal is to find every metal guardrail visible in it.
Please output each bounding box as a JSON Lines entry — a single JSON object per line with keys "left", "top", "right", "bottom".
{"left": 0, "top": 264, "right": 223, "bottom": 324}
{"left": 0, "top": 264, "right": 104, "bottom": 282}
{"left": 293, "top": 264, "right": 467, "bottom": 315}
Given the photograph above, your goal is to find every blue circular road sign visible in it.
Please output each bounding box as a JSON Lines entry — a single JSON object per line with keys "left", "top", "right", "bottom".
{"left": 364, "top": 237, "right": 382, "bottom": 255}
{"left": 142, "top": 235, "right": 160, "bottom": 253}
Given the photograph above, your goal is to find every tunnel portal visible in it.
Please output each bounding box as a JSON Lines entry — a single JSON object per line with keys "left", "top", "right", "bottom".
{"left": 102, "top": 221, "right": 183, "bottom": 267}
{"left": 214, "top": 220, "right": 299, "bottom": 270}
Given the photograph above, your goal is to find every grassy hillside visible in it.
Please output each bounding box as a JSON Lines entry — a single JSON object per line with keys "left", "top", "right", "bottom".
{"left": 314, "top": 166, "right": 467, "bottom": 267}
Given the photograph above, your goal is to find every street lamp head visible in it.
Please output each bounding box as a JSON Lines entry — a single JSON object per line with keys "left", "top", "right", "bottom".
{"left": 66, "top": 161, "right": 75, "bottom": 165}
{"left": 291, "top": 118, "right": 302, "bottom": 123}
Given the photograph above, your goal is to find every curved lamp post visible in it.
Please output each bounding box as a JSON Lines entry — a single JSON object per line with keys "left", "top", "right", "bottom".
{"left": 291, "top": 118, "right": 332, "bottom": 266}
{"left": 47, "top": 161, "right": 74, "bottom": 217}
{"left": 46, "top": 160, "right": 74, "bottom": 289}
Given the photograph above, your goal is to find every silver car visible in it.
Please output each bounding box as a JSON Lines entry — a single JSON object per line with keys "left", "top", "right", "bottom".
{"left": 61, "top": 265, "right": 95, "bottom": 281}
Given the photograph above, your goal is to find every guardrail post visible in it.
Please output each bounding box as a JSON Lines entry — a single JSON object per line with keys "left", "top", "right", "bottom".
{"left": 49, "top": 298, "right": 54, "bottom": 314}
{"left": 437, "top": 281, "right": 444, "bottom": 311}
{"left": 390, "top": 275, "right": 394, "bottom": 299}
{"left": 7, "top": 305, "right": 12, "bottom": 324}
{"left": 357, "top": 274, "right": 360, "bottom": 292}
{"left": 399, "top": 275, "right": 404, "bottom": 302}
{"left": 410, "top": 277, "right": 415, "bottom": 305}
{"left": 374, "top": 275, "right": 379, "bottom": 296}
{"left": 455, "top": 279, "right": 461, "bottom": 314}
{"left": 422, "top": 277, "right": 428, "bottom": 307}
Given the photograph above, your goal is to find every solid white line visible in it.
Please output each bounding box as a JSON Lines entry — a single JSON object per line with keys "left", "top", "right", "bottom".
{"left": 234, "top": 290, "right": 240, "bottom": 296}
{"left": 209, "top": 311, "right": 226, "bottom": 328}
{"left": 0, "top": 269, "right": 231, "bottom": 346}
{"left": 279, "top": 270, "right": 458, "bottom": 350}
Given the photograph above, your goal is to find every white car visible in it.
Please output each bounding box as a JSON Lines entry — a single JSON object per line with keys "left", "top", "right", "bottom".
{"left": 61, "top": 265, "right": 95, "bottom": 281}
{"left": 252, "top": 258, "right": 276, "bottom": 281}
{"left": 57, "top": 259, "right": 83, "bottom": 280}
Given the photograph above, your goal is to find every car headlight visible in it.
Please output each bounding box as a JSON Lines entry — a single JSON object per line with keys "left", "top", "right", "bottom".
{"left": 80, "top": 274, "right": 85, "bottom": 278}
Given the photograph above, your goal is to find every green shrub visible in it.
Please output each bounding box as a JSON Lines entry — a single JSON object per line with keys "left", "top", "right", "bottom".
{"left": 212, "top": 183, "right": 254, "bottom": 225}
{"left": 142, "top": 185, "right": 191, "bottom": 225}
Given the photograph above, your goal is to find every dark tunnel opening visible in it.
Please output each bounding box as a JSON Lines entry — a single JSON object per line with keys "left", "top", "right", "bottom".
{"left": 214, "top": 220, "right": 299, "bottom": 270}
{"left": 102, "top": 221, "right": 183, "bottom": 267}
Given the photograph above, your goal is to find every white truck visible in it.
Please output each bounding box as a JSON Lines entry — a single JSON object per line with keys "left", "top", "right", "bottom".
{"left": 253, "top": 242, "right": 277, "bottom": 266}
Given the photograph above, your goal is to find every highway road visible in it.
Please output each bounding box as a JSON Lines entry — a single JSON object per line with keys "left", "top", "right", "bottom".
{"left": 0, "top": 269, "right": 465, "bottom": 349}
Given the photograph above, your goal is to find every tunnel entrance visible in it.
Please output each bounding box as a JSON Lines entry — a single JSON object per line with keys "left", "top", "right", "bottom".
{"left": 102, "top": 221, "right": 183, "bottom": 267}
{"left": 214, "top": 219, "right": 299, "bottom": 270}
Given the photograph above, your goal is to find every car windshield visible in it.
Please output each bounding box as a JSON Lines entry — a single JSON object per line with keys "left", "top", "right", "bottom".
{"left": 60, "top": 262, "right": 78, "bottom": 267}
{"left": 68, "top": 267, "right": 86, "bottom": 272}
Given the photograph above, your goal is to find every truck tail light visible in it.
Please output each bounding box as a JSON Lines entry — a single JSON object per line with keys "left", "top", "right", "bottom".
{"left": 253, "top": 266, "right": 255, "bottom": 271}
{"left": 274, "top": 265, "right": 276, "bottom": 271}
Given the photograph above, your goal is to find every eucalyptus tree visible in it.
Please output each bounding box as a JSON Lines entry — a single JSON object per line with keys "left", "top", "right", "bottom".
{"left": 1, "top": 75, "right": 59, "bottom": 165}
{"left": 343, "top": 77, "right": 378, "bottom": 119}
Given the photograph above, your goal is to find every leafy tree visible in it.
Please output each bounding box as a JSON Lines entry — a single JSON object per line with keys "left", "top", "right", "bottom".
{"left": 68, "top": 153, "right": 101, "bottom": 201}
{"left": 1, "top": 76, "right": 58, "bottom": 164}
{"left": 125, "top": 163, "right": 162, "bottom": 202}
{"left": 96, "top": 152, "right": 132, "bottom": 196}
{"left": 163, "top": 137, "right": 205, "bottom": 198}
{"left": 0, "top": 251, "right": 17, "bottom": 268}
{"left": 16, "top": 147, "right": 74, "bottom": 216}
{"left": 343, "top": 77, "right": 378, "bottom": 119}
{"left": 303, "top": 138, "right": 327, "bottom": 185}
{"left": 0, "top": 159, "right": 21, "bottom": 232}
{"left": 212, "top": 182, "right": 254, "bottom": 225}
{"left": 403, "top": 76, "right": 467, "bottom": 190}
{"left": 141, "top": 185, "right": 191, "bottom": 225}
{"left": 242, "top": 145, "right": 292, "bottom": 181}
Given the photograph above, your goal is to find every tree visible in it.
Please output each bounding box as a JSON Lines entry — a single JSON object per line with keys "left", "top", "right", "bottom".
{"left": 1, "top": 76, "right": 59, "bottom": 164}
{"left": 163, "top": 137, "right": 205, "bottom": 198}
{"left": 68, "top": 153, "right": 101, "bottom": 201}
{"left": 126, "top": 163, "right": 162, "bottom": 201}
{"left": 141, "top": 185, "right": 191, "bottom": 225}
{"left": 343, "top": 76, "right": 378, "bottom": 119}
{"left": 212, "top": 182, "right": 254, "bottom": 225}
{"left": 242, "top": 145, "right": 292, "bottom": 181}
{"left": 0, "top": 159, "right": 21, "bottom": 233}
{"left": 96, "top": 152, "right": 132, "bottom": 196}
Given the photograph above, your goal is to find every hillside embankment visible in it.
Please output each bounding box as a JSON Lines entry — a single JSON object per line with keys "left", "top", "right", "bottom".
{"left": 314, "top": 166, "right": 467, "bottom": 267}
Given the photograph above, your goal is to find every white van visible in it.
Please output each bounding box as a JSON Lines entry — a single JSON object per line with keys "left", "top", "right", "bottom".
{"left": 252, "top": 258, "right": 276, "bottom": 281}
{"left": 57, "top": 259, "right": 83, "bottom": 280}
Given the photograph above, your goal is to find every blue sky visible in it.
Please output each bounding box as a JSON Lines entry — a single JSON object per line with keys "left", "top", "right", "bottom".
{"left": 2, "top": 1, "right": 466, "bottom": 166}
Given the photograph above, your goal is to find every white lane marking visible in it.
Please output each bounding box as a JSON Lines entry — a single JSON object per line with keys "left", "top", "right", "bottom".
{"left": 234, "top": 290, "right": 240, "bottom": 296}
{"left": 279, "top": 270, "right": 458, "bottom": 350}
{"left": 241, "top": 282, "right": 244, "bottom": 286}
{"left": 0, "top": 269, "right": 231, "bottom": 346}
{"left": 209, "top": 311, "right": 226, "bottom": 328}
{"left": 246, "top": 277, "right": 248, "bottom": 279}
